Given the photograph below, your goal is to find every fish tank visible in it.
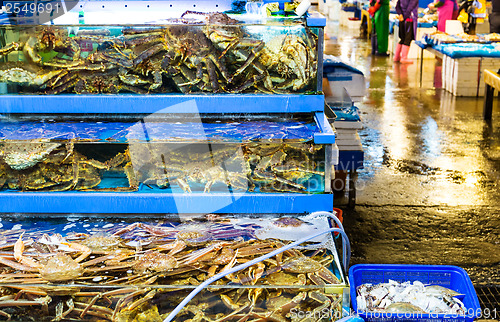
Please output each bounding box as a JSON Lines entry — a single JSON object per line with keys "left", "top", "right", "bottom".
{"left": 0, "top": 1, "right": 332, "bottom": 214}
{"left": 0, "top": 212, "right": 349, "bottom": 321}
{"left": 0, "top": 112, "right": 333, "bottom": 195}
{"left": 0, "top": 8, "right": 323, "bottom": 95}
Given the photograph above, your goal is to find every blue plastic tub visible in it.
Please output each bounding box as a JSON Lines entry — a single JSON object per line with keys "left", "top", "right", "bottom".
{"left": 349, "top": 264, "right": 481, "bottom": 322}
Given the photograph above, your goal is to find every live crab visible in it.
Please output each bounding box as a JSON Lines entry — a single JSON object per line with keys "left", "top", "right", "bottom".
{"left": 0, "top": 218, "right": 343, "bottom": 321}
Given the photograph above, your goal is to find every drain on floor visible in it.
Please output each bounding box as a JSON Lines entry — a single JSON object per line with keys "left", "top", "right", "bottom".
{"left": 475, "top": 285, "right": 500, "bottom": 318}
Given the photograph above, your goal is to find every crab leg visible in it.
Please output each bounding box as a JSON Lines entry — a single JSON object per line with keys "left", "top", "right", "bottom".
{"left": 233, "top": 42, "right": 265, "bottom": 78}
{"left": 0, "top": 310, "right": 10, "bottom": 320}
{"left": 113, "top": 222, "right": 170, "bottom": 237}
{"left": 81, "top": 253, "right": 127, "bottom": 267}
{"left": 157, "top": 239, "right": 186, "bottom": 255}
{"left": 213, "top": 303, "right": 251, "bottom": 322}
{"left": 85, "top": 263, "right": 133, "bottom": 273}
{"left": 80, "top": 294, "right": 103, "bottom": 318}
{"left": 221, "top": 249, "right": 238, "bottom": 273}
{"left": 0, "top": 42, "right": 22, "bottom": 59}
{"left": 124, "top": 289, "right": 157, "bottom": 312}
{"left": 176, "top": 178, "right": 192, "bottom": 193}
{"left": 102, "top": 273, "right": 145, "bottom": 285}
{"left": 58, "top": 298, "right": 75, "bottom": 320}
{"left": 14, "top": 235, "right": 42, "bottom": 269}
{"left": 72, "top": 306, "right": 113, "bottom": 320}
{"left": 61, "top": 242, "right": 92, "bottom": 263}
{"left": 80, "top": 288, "right": 137, "bottom": 318}
{"left": 0, "top": 298, "right": 49, "bottom": 307}
{"left": 0, "top": 257, "right": 38, "bottom": 272}
{"left": 132, "top": 43, "right": 164, "bottom": 66}
{"left": 208, "top": 53, "right": 231, "bottom": 82}
{"left": 13, "top": 288, "right": 47, "bottom": 300}
{"left": 112, "top": 289, "right": 149, "bottom": 320}
{"left": 178, "top": 242, "right": 230, "bottom": 265}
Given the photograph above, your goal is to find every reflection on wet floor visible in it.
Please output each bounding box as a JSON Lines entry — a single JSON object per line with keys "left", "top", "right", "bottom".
{"left": 325, "top": 22, "right": 500, "bottom": 285}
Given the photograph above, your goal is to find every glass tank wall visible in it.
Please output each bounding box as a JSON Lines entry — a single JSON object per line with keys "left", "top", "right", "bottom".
{"left": 0, "top": 113, "right": 329, "bottom": 194}
{"left": 0, "top": 21, "right": 320, "bottom": 94}
{"left": 0, "top": 213, "right": 347, "bottom": 321}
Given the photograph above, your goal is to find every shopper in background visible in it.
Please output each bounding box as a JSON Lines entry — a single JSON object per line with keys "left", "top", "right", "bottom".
{"left": 394, "top": 0, "right": 419, "bottom": 63}
{"left": 491, "top": 0, "right": 500, "bottom": 33}
{"left": 428, "top": 0, "right": 459, "bottom": 32}
{"left": 368, "top": 0, "right": 390, "bottom": 55}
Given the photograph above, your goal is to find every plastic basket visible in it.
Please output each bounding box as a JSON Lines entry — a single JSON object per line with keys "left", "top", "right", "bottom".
{"left": 349, "top": 264, "right": 481, "bottom": 322}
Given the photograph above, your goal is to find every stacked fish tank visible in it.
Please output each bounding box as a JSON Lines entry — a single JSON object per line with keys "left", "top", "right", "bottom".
{"left": 0, "top": 1, "right": 346, "bottom": 320}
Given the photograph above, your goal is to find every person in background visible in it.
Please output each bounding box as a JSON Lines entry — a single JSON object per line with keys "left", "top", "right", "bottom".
{"left": 368, "top": 0, "right": 390, "bottom": 55}
{"left": 491, "top": 0, "right": 500, "bottom": 33}
{"left": 428, "top": 0, "right": 459, "bottom": 32}
{"left": 394, "top": 0, "right": 419, "bottom": 63}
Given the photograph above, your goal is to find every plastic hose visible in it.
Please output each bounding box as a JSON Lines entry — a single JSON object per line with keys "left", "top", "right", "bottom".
{"left": 309, "top": 211, "right": 350, "bottom": 271}
{"left": 310, "top": 210, "right": 345, "bottom": 233}
{"left": 162, "top": 226, "right": 351, "bottom": 322}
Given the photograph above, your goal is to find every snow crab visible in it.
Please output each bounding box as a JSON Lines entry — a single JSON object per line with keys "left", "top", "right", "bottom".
{"left": 0, "top": 219, "right": 343, "bottom": 321}
{"left": 258, "top": 32, "right": 318, "bottom": 91}
{"left": 124, "top": 25, "right": 231, "bottom": 93}
{"left": 45, "top": 69, "right": 150, "bottom": 95}
{"left": 0, "top": 234, "right": 90, "bottom": 282}
{"left": 244, "top": 142, "right": 324, "bottom": 192}
{"left": 0, "top": 144, "right": 109, "bottom": 191}
{"left": 0, "top": 63, "right": 65, "bottom": 90}
{"left": 0, "top": 26, "right": 81, "bottom": 68}
{"left": 0, "top": 137, "right": 72, "bottom": 171}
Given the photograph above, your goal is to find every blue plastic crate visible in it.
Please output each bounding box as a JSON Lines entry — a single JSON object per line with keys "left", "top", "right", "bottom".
{"left": 349, "top": 264, "right": 481, "bottom": 322}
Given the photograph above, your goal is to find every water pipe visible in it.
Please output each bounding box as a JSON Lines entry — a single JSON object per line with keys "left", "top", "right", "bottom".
{"left": 309, "top": 210, "right": 350, "bottom": 271}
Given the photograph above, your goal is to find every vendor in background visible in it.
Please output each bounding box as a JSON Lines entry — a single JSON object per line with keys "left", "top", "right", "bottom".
{"left": 491, "top": 0, "right": 500, "bottom": 33}
{"left": 368, "top": 0, "right": 390, "bottom": 55}
{"left": 428, "top": 0, "right": 459, "bottom": 32}
{"left": 394, "top": 0, "right": 419, "bottom": 63}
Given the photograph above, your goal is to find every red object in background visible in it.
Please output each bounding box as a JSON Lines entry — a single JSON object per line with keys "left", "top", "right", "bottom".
{"left": 332, "top": 208, "right": 344, "bottom": 237}
{"left": 368, "top": 2, "right": 381, "bottom": 16}
{"left": 79, "top": 41, "right": 93, "bottom": 52}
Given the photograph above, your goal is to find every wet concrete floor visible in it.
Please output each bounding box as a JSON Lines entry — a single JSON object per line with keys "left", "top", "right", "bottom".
{"left": 325, "top": 23, "right": 500, "bottom": 285}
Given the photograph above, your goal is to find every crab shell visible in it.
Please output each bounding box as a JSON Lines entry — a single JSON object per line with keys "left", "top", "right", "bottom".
{"left": 39, "top": 254, "right": 84, "bottom": 282}
{"left": 1, "top": 142, "right": 62, "bottom": 171}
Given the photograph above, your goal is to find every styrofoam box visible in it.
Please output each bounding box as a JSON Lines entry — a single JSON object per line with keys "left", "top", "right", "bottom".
{"left": 333, "top": 121, "right": 363, "bottom": 129}
{"left": 318, "top": 0, "right": 325, "bottom": 13}
{"left": 328, "top": 0, "right": 340, "bottom": 21}
{"left": 441, "top": 55, "right": 500, "bottom": 96}
{"left": 326, "top": 71, "right": 366, "bottom": 103}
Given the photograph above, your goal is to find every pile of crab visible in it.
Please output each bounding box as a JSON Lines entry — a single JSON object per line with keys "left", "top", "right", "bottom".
{"left": 0, "top": 11, "right": 318, "bottom": 94}
{"left": 0, "top": 219, "right": 342, "bottom": 321}
{"left": 0, "top": 140, "right": 325, "bottom": 193}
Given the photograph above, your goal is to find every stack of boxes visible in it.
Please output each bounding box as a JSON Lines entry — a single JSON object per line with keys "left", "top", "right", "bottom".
{"left": 323, "top": 55, "right": 364, "bottom": 155}
{"left": 331, "top": 107, "right": 363, "bottom": 153}
{"left": 442, "top": 55, "right": 500, "bottom": 96}
{"left": 323, "top": 54, "right": 364, "bottom": 197}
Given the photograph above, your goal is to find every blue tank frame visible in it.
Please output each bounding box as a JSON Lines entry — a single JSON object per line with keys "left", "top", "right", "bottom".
{"left": 0, "top": 2, "right": 333, "bottom": 214}
{"left": 0, "top": 94, "right": 336, "bottom": 214}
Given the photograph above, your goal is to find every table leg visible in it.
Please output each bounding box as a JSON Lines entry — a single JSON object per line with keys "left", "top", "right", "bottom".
{"left": 483, "top": 84, "right": 494, "bottom": 120}
{"left": 419, "top": 47, "right": 424, "bottom": 88}
{"left": 348, "top": 170, "right": 357, "bottom": 208}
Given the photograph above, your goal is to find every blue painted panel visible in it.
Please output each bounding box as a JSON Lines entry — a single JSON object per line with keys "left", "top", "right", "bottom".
{"left": 0, "top": 193, "right": 334, "bottom": 214}
{"left": 313, "top": 112, "right": 336, "bottom": 144}
{"left": 0, "top": 95, "right": 325, "bottom": 114}
{"left": 337, "top": 150, "right": 364, "bottom": 170}
{"left": 0, "top": 119, "right": 318, "bottom": 142}
{"left": 306, "top": 11, "right": 327, "bottom": 27}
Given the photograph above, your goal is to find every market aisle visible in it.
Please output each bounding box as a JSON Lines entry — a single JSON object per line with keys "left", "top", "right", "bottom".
{"left": 325, "top": 22, "right": 500, "bottom": 285}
